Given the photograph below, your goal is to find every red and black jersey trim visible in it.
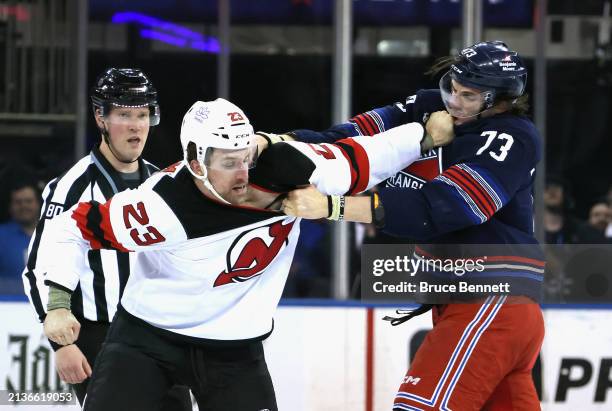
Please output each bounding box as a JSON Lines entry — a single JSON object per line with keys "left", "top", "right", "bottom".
{"left": 335, "top": 139, "right": 371, "bottom": 195}
{"left": 71, "top": 200, "right": 129, "bottom": 252}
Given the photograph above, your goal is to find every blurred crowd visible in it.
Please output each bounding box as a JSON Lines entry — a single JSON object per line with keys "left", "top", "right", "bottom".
{"left": 543, "top": 177, "right": 612, "bottom": 245}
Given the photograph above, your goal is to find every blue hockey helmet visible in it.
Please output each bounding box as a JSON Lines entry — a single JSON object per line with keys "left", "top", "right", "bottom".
{"left": 440, "top": 41, "right": 527, "bottom": 117}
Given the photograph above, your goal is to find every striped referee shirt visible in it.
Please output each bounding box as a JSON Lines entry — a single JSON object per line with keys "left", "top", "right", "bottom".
{"left": 22, "top": 145, "right": 157, "bottom": 324}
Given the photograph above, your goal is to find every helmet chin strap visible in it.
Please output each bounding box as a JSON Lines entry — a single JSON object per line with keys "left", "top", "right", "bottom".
{"left": 185, "top": 160, "right": 231, "bottom": 204}
{"left": 449, "top": 100, "right": 493, "bottom": 121}
{"left": 101, "top": 124, "right": 140, "bottom": 165}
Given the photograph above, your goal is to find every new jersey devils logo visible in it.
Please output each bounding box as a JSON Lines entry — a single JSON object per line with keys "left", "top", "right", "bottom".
{"left": 214, "top": 219, "right": 296, "bottom": 287}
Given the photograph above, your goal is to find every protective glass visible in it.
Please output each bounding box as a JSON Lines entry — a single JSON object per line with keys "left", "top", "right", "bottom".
{"left": 203, "top": 145, "right": 259, "bottom": 171}
{"left": 439, "top": 71, "right": 493, "bottom": 119}
{"left": 103, "top": 104, "right": 160, "bottom": 126}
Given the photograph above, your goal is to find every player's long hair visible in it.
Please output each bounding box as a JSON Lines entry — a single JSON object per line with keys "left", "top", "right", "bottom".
{"left": 426, "top": 56, "right": 530, "bottom": 116}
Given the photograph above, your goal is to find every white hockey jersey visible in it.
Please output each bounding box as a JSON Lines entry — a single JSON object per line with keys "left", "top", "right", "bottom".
{"left": 39, "top": 122, "right": 424, "bottom": 341}
{"left": 41, "top": 162, "right": 299, "bottom": 341}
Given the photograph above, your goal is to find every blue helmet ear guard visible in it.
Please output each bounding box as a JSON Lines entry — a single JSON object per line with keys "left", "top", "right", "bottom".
{"left": 450, "top": 41, "right": 527, "bottom": 108}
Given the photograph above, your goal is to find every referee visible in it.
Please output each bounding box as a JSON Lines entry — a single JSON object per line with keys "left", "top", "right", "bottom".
{"left": 21, "top": 68, "right": 189, "bottom": 409}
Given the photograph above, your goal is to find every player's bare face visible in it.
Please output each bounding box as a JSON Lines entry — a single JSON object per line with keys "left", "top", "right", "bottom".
{"left": 447, "top": 80, "right": 486, "bottom": 124}
{"left": 206, "top": 148, "right": 252, "bottom": 204}
{"left": 99, "top": 107, "right": 150, "bottom": 162}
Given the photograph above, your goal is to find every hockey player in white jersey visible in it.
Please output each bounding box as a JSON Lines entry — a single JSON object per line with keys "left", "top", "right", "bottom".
{"left": 40, "top": 98, "right": 453, "bottom": 410}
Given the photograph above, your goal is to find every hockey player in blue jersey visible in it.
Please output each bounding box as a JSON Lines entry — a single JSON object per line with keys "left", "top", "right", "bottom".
{"left": 282, "top": 41, "right": 544, "bottom": 410}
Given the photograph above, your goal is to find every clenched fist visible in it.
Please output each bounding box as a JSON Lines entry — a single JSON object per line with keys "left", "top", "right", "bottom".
{"left": 426, "top": 111, "right": 455, "bottom": 148}
{"left": 282, "top": 185, "right": 328, "bottom": 219}
{"left": 44, "top": 308, "right": 81, "bottom": 346}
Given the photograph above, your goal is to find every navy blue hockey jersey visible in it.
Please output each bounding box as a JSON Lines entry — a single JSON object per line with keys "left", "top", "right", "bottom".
{"left": 291, "top": 90, "right": 544, "bottom": 302}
